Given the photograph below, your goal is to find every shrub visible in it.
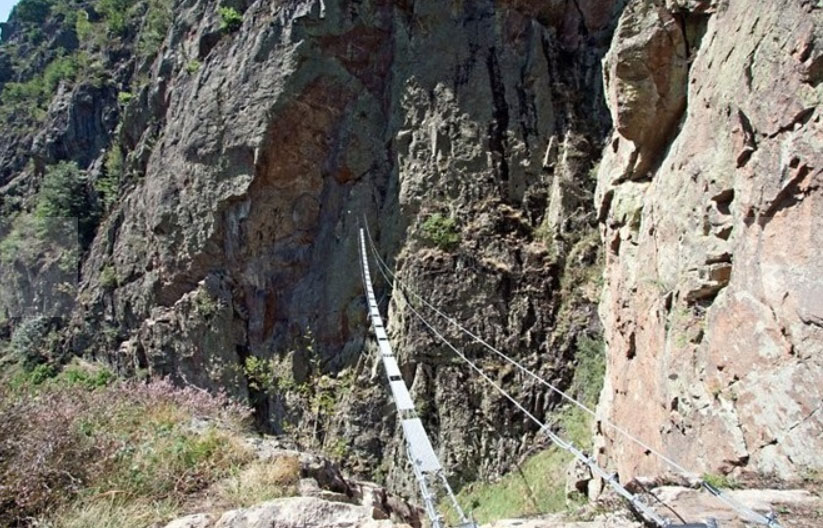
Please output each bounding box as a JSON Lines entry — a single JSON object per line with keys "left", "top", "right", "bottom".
{"left": 117, "top": 91, "right": 133, "bottom": 105}
{"left": 194, "top": 288, "right": 220, "bottom": 318}
{"left": 36, "top": 161, "right": 99, "bottom": 247}
{"left": 74, "top": 9, "right": 93, "bottom": 42}
{"left": 59, "top": 360, "right": 115, "bottom": 389}
{"left": 99, "top": 265, "right": 118, "bottom": 290}
{"left": 218, "top": 6, "right": 243, "bottom": 33}
{"left": 28, "top": 362, "right": 58, "bottom": 384}
{"left": 0, "top": 378, "right": 252, "bottom": 526}
{"left": 13, "top": 0, "right": 54, "bottom": 24}
{"left": 243, "top": 356, "right": 279, "bottom": 393}
{"left": 421, "top": 212, "right": 460, "bottom": 251}
{"left": 97, "top": 0, "right": 130, "bottom": 35}
{"left": 138, "top": 0, "right": 173, "bottom": 60}
{"left": 97, "top": 145, "right": 123, "bottom": 208}
{"left": 702, "top": 472, "right": 740, "bottom": 490}
{"left": 0, "top": 53, "right": 80, "bottom": 124}
{"left": 185, "top": 59, "right": 202, "bottom": 74}
{"left": 8, "top": 316, "right": 52, "bottom": 369}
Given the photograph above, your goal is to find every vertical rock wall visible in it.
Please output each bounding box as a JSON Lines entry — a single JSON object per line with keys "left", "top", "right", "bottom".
{"left": 596, "top": 0, "right": 823, "bottom": 483}
{"left": 38, "top": 0, "right": 622, "bottom": 495}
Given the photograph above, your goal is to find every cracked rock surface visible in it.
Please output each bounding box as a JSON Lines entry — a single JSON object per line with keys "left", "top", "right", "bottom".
{"left": 595, "top": 0, "right": 823, "bottom": 483}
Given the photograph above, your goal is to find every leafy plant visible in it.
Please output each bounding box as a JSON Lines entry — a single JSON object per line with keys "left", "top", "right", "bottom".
{"left": 243, "top": 356, "right": 279, "bottom": 393}
{"left": 12, "top": 0, "right": 54, "bottom": 24}
{"left": 421, "top": 212, "right": 460, "bottom": 251}
{"left": 99, "top": 265, "right": 118, "bottom": 290}
{"left": 8, "top": 316, "right": 52, "bottom": 369}
{"left": 74, "top": 9, "right": 93, "bottom": 42}
{"left": 194, "top": 288, "right": 220, "bottom": 318}
{"left": 0, "top": 52, "right": 81, "bottom": 124}
{"left": 59, "top": 361, "right": 115, "bottom": 389}
{"left": 117, "top": 91, "right": 133, "bottom": 105}
{"left": 35, "top": 161, "right": 99, "bottom": 246}
{"left": 218, "top": 6, "right": 243, "bottom": 33}
{"left": 702, "top": 472, "right": 740, "bottom": 490}
{"left": 138, "top": 0, "right": 173, "bottom": 60}
{"left": 185, "top": 59, "right": 202, "bottom": 74}
{"left": 97, "top": 0, "right": 137, "bottom": 35}
{"left": 97, "top": 145, "right": 124, "bottom": 208}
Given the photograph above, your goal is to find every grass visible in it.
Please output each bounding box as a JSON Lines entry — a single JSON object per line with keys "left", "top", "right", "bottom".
{"left": 448, "top": 448, "right": 576, "bottom": 524}
{"left": 702, "top": 472, "right": 740, "bottom": 490}
{"left": 51, "top": 497, "right": 179, "bottom": 528}
{"left": 214, "top": 455, "right": 300, "bottom": 508}
{"left": 0, "top": 360, "right": 287, "bottom": 528}
{"left": 445, "top": 334, "right": 606, "bottom": 524}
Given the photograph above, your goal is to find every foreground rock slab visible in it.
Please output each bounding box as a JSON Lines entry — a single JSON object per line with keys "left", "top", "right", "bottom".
{"left": 164, "top": 496, "right": 410, "bottom": 528}
{"left": 651, "top": 486, "right": 823, "bottom": 528}
{"left": 483, "top": 514, "right": 640, "bottom": 528}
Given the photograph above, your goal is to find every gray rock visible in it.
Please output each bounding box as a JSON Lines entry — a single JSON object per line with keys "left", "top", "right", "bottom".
{"left": 212, "top": 497, "right": 401, "bottom": 528}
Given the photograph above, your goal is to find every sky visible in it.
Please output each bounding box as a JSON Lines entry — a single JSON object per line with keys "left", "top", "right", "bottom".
{"left": 1, "top": 0, "right": 19, "bottom": 24}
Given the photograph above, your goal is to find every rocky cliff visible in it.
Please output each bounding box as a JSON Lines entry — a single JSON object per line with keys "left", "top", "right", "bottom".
{"left": 0, "top": 0, "right": 620, "bottom": 498}
{"left": 1, "top": 0, "right": 820, "bottom": 516}
{"left": 595, "top": 0, "right": 823, "bottom": 485}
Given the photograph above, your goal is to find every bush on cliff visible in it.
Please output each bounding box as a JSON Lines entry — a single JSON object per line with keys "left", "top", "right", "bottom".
{"left": 218, "top": 6, "right": 243, "bottom": 33}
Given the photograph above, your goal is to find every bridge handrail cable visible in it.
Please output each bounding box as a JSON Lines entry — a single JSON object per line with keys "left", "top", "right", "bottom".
{"left": 362, "top": 220, "right": 780, "bottom": 528}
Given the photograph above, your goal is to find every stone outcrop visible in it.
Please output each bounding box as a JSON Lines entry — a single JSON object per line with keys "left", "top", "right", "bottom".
{"left": 0, "top": 0, "right": 620, "bottom": 500}
{"left": 3, "top": 0, "right": 821, "bottom": 520}
{"left": 164, "top": 497, "right": 407, "bottom": 528}
{"left": 161, "top": 441, "right": 421, "bottom": 528}
{"left": 595, "top": 0, "right": 823, "bottom": 484}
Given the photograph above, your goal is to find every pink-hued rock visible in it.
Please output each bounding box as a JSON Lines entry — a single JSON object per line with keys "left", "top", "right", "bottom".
{"left": 595, "top": 0, "right": 823, "bottom": 484}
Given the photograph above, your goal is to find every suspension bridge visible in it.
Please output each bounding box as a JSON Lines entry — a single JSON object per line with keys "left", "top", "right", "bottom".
{"left": 356, "top": 225, "right": 783, "bottom": 528}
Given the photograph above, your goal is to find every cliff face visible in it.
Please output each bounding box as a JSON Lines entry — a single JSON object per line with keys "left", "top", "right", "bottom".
{"left": 2, "top": 0, "right": 820, "bottom": 507}
{"left": 0, "top": 0, "right": 621, "bottom": 496}
{"left": 596, "top": 0, "right": 823, "bottom": 483}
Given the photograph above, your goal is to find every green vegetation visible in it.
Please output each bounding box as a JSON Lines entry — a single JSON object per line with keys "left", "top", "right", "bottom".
{"left": 218, "top": 6, "right": 243, "bottom": 33}
{"left": 99, "top": 265, "right": 118, "bottom": 290}
{"left": 75, "top": 9, "right": 93, "bottom": 41}
{"left": 13, "top": 0, "right": 54, "bottom": 24}
{"left": 1, "top": 52, "right": 79, "bottom": 123}
{"left": 243, "top": 356, "right": 279, "bottom": 393}
{"left": 117, "top": 91, "right": 133, "bottom": 105}
{"left": 35, "top": 161, "right": 99, "bottom": 246}
{"left": 215, "top": 455, "right": 300, "bottom": 508}
{"left": 194, "top": 287, "right": 221, "bottom": 318}
{"left": 702, "top": 472, "right": 740, "bottom": 490}
{"left": 0, "top": 47, "right": 106, "bottom": 130}
{"left": 448, "top": 449, "right": 581, "bottom": 524}
{"left": 558, "top": 335, "right": 605, "bottom": 450}
{"left": 138, "top": 0, "right": 173, "bottom": 60}
{"left": 97, "top": 144, "right": 124, "bottom": 209}
{"left": 5, "top": 316, "right": 55, "bottom": 371}
{"left": 421, "top": 212, "right": 460, "bottom": 251}
{"left": 36, "top": 161, "right": 86, "bottom": 217}
{"left": 185, "top": 59, "right": 202, "bottom": 74}
{"left": 0, "top": 368, "right": 264, "bottom": 528}
{"left": 445, "top": 335, "right": 605, "bottom": 524}
{"left": 97, "top": 0, "right": 138, "bottom": 35}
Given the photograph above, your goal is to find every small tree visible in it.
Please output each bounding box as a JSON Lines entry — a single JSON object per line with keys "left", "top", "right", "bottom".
{"left": 36, "top": 161, "right": 99, "bottom": 247}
